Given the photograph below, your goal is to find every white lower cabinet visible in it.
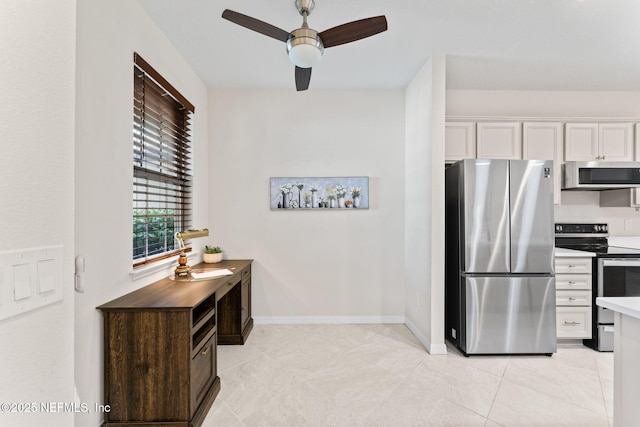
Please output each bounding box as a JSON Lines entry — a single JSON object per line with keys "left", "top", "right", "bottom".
{"left": 555, "top": 256, "right": 593, "bottom": 339}
{"left": 556, "top": 307, "right": 592, "bottom": 338}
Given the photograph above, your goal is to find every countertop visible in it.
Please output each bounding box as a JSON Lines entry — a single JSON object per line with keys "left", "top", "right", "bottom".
{"left": 608, "top": 236, "right": 640, "bottom": 250}
{"left": 596, "top": 297, "right": 640, "bottom": 320}
{"left": 555, "top": 247, "right": 596, "bottom": 257}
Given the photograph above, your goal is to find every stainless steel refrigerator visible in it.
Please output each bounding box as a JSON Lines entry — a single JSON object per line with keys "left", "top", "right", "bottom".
{"left": 445, "top": 159, "right": 557, "bottom": 355}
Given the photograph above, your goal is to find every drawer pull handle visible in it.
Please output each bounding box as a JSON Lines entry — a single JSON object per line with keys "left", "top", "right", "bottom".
{"left": 568, "top": 265, "right": 576, "bottom": 268}
{"left": 563, "top": 321, "right": 581, "bottom": 326}
{"left": 568, "top": 281, "right": 576, "bottom": 284}
{"left": 201, "top": 347, "right": 209, "bottom": 356}
{"left": 568, "top": 297, "right": 576, "bottom": 301}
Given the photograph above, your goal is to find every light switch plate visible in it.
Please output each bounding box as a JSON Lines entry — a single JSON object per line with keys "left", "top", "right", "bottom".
{"left": 0, "top": 246, "right": 63, "bottom": 321}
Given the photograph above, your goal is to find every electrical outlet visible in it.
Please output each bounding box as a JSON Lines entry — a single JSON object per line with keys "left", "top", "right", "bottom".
{"left": 625, "top": 219, "right": 632, "bottom": 231}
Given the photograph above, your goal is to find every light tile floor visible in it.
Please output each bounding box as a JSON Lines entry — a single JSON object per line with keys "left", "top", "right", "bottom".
{"left": 203, "top": 324, "right": 613, "bottom": 427}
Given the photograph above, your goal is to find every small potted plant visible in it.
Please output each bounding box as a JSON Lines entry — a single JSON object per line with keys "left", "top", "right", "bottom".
{"left": 203, "top": 245, "right": 223, "bottom": 263}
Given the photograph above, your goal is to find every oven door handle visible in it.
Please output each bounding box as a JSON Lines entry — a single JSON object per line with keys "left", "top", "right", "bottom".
{"left": 599, "top": 259, "right": 640, "bottom": 268}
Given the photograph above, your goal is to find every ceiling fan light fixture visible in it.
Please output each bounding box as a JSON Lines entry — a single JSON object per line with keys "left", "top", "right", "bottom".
{"left": 287, "top": 28, "right": 324, "bottom": 68}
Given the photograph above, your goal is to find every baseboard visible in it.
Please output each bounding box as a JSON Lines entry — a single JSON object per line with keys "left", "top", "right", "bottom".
{"left": 404, "top": 317, "right": 448, "bottom": 355}
{"left": 253, "top": 315, "right": 406, "bottom": 325}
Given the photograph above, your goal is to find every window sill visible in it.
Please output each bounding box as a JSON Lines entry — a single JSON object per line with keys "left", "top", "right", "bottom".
{"left": 130, "top": 250, "right": 201, "bottom": 281}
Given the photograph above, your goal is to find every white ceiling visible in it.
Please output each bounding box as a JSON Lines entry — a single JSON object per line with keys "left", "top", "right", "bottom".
{"left": 136, "top": 0, "right": 640, "bottom": 91}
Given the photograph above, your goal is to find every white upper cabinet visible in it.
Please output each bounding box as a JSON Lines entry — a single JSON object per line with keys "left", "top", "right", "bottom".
{"left": 599, "top": 123, "right": 634, "bottom": 161}
{"left": 565, "top": 122, "right": 634, "bottom": 161}
{"left": 476, "top": 122, "right": 522, "bottom": 159}
{"left": 445, "top": 122, "right": 476, "bottom": 163}
{"left": 600, "top": 124, "right": 640, "bottom": 207}
{"left": 523, "top": 122, "right": 563, "bottom": 205}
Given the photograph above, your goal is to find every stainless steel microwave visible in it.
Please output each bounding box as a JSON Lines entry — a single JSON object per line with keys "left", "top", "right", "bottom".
{"left": 562, "top": 161, "right": 640, "bottom": 190}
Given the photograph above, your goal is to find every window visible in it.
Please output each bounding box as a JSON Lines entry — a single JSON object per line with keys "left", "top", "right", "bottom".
{"left": 132, "top": 54, "right": 195, "bottom": 266}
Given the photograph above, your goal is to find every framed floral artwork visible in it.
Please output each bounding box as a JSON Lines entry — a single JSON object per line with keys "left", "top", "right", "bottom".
{"left": 270, "top": 177, "right": 369, "bottom": 210}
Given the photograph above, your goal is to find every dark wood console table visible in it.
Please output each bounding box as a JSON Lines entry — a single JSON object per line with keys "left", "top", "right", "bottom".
{"left": 97, "top": 259, "right": 253, "bottom": 427}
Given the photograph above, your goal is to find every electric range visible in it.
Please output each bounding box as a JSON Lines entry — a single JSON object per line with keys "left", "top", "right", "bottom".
{"left": 555, "top": 223, "right": 640, "bottom": 351}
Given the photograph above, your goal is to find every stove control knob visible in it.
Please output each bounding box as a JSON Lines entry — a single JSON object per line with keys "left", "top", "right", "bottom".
{"left": 555, "top": 225, "right": 562, "bottom": 232}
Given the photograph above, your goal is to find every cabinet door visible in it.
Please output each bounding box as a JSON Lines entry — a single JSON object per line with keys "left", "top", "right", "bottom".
{"left": 445, "top": 122, "right": 476, "bottom": 163}
{"left": 477, "top": 122, "right": 522, "bottom": 159}
{"left": 523, "top": 122, "right": 562, "bottom": 205}
{"left": 599, "top": 123, "right": 634, "bottom": 161}
{"left": 564, "top": 123, "right": 599, "bottom": 161}
{"left": 602, "top": 124, "right": 640, "bottom": 206}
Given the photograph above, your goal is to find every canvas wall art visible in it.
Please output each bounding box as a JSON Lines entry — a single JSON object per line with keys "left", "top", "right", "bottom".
{"left": 270, "top": 177, "right": 369, "bottom": 210}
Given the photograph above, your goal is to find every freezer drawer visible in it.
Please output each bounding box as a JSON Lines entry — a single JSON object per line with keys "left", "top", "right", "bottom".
{"left": 464, "top": 276, "right": 557, "bottom": 354}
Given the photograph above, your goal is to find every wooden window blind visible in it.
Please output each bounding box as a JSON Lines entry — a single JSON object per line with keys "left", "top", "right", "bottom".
{"left": 132, "top": 53, "right": 194, "bottom": 266}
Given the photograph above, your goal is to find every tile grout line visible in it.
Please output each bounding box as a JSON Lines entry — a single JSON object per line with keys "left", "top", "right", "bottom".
{"left": 483, "top": 355, "right": 510, "bottom": 427}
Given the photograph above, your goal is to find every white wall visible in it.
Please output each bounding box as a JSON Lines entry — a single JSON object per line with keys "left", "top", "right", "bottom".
{"left": 208, "top": 89, "right": 405, "bottom": 322}
{"left": 75, "top": 1, "right": 209, "bottom": 425}
{"left": 404, "top": 56, "right": 447, "bottom": 354}
{"left": 0, "top": 1, "right": 76, "bottom": 426}
{"left": 446, "top": 90, "right": 640, "bottom": 119}
{"left": 446, "top": 90, "right": 640, "bottom": 235}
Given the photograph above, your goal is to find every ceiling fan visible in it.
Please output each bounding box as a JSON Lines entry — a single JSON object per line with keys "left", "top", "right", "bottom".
{"left": 221, "top": 0, "right": 388, "bottom": 91}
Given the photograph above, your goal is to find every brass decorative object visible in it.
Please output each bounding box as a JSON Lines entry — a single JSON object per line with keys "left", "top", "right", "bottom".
{"left": 173, "top": 229, "right": 209, "bottom": 281}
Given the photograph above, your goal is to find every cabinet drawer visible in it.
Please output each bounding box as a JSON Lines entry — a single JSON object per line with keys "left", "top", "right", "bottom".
{"left": 191, "top": 333, "right": 216, "bottom": 416}
{"left": 556, "top": 274, "right": 592, "bottom": 290}
{"left": 555, "top": 257, "right": 592, "bottom": 274}
{"left": 556, "top": 290, "right": 592, "bottom": 306}
{"left": 556, "top": 307, "right": 592, "bottom": 339}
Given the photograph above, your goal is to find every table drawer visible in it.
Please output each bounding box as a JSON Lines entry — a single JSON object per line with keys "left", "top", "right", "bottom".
{"left": 556, "top": 306, "right": 592, "bottom": 339}
{"left": 556, "top": 290, "right": 592, "bottom": 306}
{"left": 241, "top": 265, "right": 251, "bottom": 284}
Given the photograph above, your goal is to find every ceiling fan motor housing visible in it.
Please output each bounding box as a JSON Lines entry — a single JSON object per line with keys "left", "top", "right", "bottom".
{"left": 295, "top": 0, "right": 315, "bottom": 16}
{"left": 287, "top": 28, "right": 324, "bottom": 68}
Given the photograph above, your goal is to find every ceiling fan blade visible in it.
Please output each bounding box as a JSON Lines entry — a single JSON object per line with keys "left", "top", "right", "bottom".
{"left": 295, "top": 67, "right": 312, "bottom": 91}
{"left": 319, "top": 16, "right": 388, "bottom": 48}
{"left": 221, "top": 9, "right": 290, "bottom": 42}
